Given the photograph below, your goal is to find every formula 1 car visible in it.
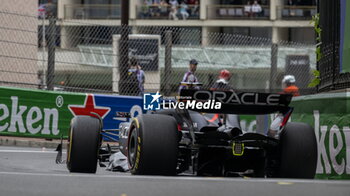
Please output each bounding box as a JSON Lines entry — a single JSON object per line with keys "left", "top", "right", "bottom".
{"left": 65, "top": 89, "right": 318, "bottom": 178}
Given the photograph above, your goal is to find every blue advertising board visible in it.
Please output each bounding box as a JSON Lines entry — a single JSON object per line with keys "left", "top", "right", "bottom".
{"left": 92, "top": 94, "right": 144, "bottom": 141}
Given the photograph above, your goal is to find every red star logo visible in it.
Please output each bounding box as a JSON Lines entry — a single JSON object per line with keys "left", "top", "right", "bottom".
{"left": 68, "top": 94, "right": 110, "bottom": 119}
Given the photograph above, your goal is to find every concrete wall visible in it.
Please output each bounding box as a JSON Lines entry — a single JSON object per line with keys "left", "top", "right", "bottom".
{"left": 0, "top": 0, "right": 38, "bottom": 88}
{"left": 58, "top": 0, "right": 81, "bottom": 19}
{"left": 290, "top": 27, "right": 315, "bottom": 44}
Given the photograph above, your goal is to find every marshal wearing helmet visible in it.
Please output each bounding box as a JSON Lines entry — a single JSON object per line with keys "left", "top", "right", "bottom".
{"left": 210, "top": 69, "right": 234, "bottom": 91}
{"left": 282, "top": 75, "right": 300, "bottom": 96}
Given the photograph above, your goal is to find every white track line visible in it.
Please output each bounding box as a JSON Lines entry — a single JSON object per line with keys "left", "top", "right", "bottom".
{"left": 0, "top": 171, "right": 349, "bottom": 185}
{"left": 0, "top": 150, "right": 65, "bottom": 153}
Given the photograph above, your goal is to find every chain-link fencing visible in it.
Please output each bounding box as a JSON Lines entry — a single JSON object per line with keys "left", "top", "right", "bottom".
{"left": 317, "top": 0, "right": 350, "bottom": 92}
{"left": 0, "top": 10, "right": 317, "bottom": 96}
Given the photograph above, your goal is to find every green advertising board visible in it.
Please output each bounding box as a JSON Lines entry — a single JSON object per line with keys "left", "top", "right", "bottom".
{"left": 291, "top": 93, "right": 350, "bottom": 179}
{"left": 239, "top": 115, "right": 257, "bottom": 132}
{"left": 0, "top": 86, "right": 144, "bottom": 140}
{"left": 0, "top": 86, "right": 86, "bottom": 139}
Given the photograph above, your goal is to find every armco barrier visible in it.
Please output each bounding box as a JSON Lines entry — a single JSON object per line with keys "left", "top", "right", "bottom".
{"left": 291, "top": 92, "right": 350, "bottom": 179}
{"left": 0, "top": 86, "right": 143, "bottom": 139}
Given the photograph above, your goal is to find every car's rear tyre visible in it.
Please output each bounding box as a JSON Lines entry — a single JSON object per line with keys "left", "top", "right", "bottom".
{"left": 128, "top": 114, "right": 178, "bottom": 175}
{"left": 67, "top": 115, "right": 101, "bottom": 173}
{"left": 279, "top": 122, "right": 317, "bottom": 179}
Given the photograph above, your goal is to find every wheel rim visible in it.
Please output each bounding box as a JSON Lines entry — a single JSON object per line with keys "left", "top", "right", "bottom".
{"left": 128, "top": 126, "right": 138, "bottom": 168}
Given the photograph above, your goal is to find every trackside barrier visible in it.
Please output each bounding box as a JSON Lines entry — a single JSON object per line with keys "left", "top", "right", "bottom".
{"left": 1, "top": 86, "right": 349, "bottom": 179}
{"left": 291, "top": 92, "right": 350, "bottom": 179}
{"left": 0, "top": 86, "right": 143, "bottom": 139}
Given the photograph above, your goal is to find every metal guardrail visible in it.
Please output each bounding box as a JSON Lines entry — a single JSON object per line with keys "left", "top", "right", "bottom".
{"left": 207, "top": 5, "right": 270, "bottom": 20}
{"left": 64, "top": 4, "right": 121, "bottom": 19}
{"left": 277, "top": 6, "right": 317, "bottom": 20}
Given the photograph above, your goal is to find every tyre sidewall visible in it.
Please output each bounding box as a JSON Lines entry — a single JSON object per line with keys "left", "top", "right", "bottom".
{"left": 67, "top": 116, "right": 101, "bottom": 173}
{"left": 128, "top": 114, "right": 178, "bottom": 175}
{"left": 279, "top": 122, "right": 317, "bottom": 179}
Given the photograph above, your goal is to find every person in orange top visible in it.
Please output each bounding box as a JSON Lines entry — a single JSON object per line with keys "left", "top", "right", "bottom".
{"left": 282, "top": 75, "right": 300, "bottom": 96}
{"left": 268, "top": 75, "right": 299, "bottom": 138}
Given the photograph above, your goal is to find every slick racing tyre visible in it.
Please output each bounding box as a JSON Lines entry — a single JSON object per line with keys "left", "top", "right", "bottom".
{"left": 128, "top": 114, "right": 178, "bottom": 175}
{"left": 67, "top": 115, "right": 101, "bottom": 173}
{"left": 279, "top": 122, "right": 317, "bottom": 179}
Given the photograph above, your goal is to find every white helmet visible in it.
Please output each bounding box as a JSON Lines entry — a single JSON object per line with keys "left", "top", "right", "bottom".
{"left": 282, "top": 75, "right": 296, "bottom": 84}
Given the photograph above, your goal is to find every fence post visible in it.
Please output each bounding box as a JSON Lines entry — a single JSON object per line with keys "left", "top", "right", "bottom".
{"left": 118, "top": 0, "right": 130, "bottom": 95}
{"left": 270, "top": 43, "right": 278, "bottom": 92}
{"left": 164, "top": 31, "right": 173, "bottom": 96}
{"left": 47, "top": 17, "right": 56, "bottom": 90}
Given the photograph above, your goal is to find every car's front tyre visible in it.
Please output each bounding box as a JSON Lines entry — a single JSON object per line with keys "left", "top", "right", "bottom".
{"left": 67, "top": 115, "right": 101, "bottom": 173}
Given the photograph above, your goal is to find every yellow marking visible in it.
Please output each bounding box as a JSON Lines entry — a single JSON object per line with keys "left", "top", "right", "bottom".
{"left": 135, "top": 147, "right": 141, "bottom": 169}
{"left": 232, "top": 142, "right": 244, "bottom": 156}
{"left": 133, "top": 118, "right": 140, "bottom": 128}
{"left": 277, "top": 182, "right": 294, "bottom": 185}
{"left": 121, "top": 193, "right": 127, "bottom": 196}
{"left": 136, "top": 152, "right": 140, "bottom": 162}
{"left": 67, "top": 126, "right": 74, "bottom": 162}
{"left": 134, "top": 135, "right": 141, "bottom": 170}
{"left": 135, "top": 157, "right": 139, "bottom": 169}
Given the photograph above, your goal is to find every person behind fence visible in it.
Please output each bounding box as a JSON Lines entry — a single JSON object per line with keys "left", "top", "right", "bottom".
{"left": 160, "top": 0, "right": 169, "bottom": 17}
{"left": 208, "top": 70, "right": 240, "bottom": 139}
{"left": 244, "top": 1, "right": 252, "bottom": 17}
{"left": 45, "top": 0, "right": 57, "bottom": 18}
{"left": 140, "top": 0, "right": 152, "bottom": 18}
{"left": 151, "top": 0, "right": 161, "bottom": 18}
{"left": 191, "top": 0, "right": 200, "bottom": 17}
{"left": 268, "top": 75, "right": 299, "bottom": 138}
{"left": 282, "top": 75, "right": 299, "bottom": 96}
{"left": 169, "top": 0, "right": 179, "bottom": 20}
{"left": 127, "top": 58, "right": 145, "bottom": 96}
{"left": 251, "top": 0, "right": 262, "bottom": 17}
{"left": 179, "top": 59, "right": 200, "bottom": 91}
{"left": 179, "top": 1, "right": 189, "bottom": 20}
{"left": 210, "top": 69, "right": 234, "bottom": 91}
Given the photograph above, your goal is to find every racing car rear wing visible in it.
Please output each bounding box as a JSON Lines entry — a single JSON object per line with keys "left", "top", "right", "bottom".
{"left": 179, "top": 89, "right": 293, "bottom": 115}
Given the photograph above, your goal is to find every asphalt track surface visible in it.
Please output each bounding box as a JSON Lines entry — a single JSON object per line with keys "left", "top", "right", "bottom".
{"left": 0, "top": 146, "right": 349, "bottom": 196}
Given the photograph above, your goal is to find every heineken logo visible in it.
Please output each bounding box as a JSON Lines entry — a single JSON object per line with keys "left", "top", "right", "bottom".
{"left": 314, "top": 110, "right": 350, "bottom": 175}
{"left": 0, "top": 94, "right": 111, "bottom": 137}
{"left": 0, "top": 96, "right": 60, "bottom": 135}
